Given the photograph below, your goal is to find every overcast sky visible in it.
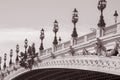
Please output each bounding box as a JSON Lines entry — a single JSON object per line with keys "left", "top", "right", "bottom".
{"left": 0, "top": 0, "right": 120, "bottom": 66}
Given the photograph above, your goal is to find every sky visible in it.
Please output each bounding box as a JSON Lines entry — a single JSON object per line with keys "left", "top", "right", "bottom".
{"left": 0, "top": 0, "right": 120, "bottom": 66}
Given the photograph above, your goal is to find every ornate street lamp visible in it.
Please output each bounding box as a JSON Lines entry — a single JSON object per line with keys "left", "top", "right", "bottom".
{"left": 16, "top": 44, "right": 19, "bottom": 64}
{"left": 97, "top": 0, "right": 107, "bottom": 37}
{"left": 39, "top": 28, "right": 45, "bottom": 52}
{"left": 24, "top": 38, "right": 28, "bottom": 59}
{"left": 9, "top": 49, "right": 13, "bottom": 67}
{"left": 113, "top": 10, "right": 118, "bottom": 23}
{"left": 0, "top": 57, "right": 1, "bottom": 70}
{"left": 71, "top": 8, "right": 79, "bottom": 45}
{"left": 3, "top": 53, "right": 7, "bottom": 70}
{"left": 53, "top": 20, "right": 59, "bottom": 45}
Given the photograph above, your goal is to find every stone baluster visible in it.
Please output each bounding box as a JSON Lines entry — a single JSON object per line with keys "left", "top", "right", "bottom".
{"left": 96, "top": 28, "right": 102, "bottom": 38}
{"left": 117, "top": 23, "right": 120, "bottom": 34}
{"left": 62, "top": 43, "right": 64, "bottom": 50}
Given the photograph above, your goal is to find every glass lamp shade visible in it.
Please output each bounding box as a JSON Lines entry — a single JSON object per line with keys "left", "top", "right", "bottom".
{"left": 25, "top": 38, "right": 28, "bottom": 44}
{"left": 53, "top": 20, "right": 59, "bottom": 33}
{"left": 16, "top": 44, "right": 19, "bottom": 53}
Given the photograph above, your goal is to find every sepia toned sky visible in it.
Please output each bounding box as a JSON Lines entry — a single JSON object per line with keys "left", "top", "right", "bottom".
{"left": 0, "top": 0, "right": 120, "bottom": 66}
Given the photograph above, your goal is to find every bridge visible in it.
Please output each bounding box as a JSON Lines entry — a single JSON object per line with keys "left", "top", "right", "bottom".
{"left": 0, "top": 22, "right": 120, "bottom": 80}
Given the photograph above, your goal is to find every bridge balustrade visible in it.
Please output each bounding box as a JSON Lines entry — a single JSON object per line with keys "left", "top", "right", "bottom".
{"left": 63, "top": 41, "right": 71, "bottom": 48}
{"left": 47, "top": 48, "right": 52, "bottom": 53}
{"left": 56, "top": 44, "right": 62, "bottom": 51}
{"left": 104, "top": 24, "right": 117, "bottom": 36}
{"left": 38, "top": 23, "right": 120, "bottom": 55}
{"left": 76, "top": 36, "right": 84, "bottom": 44}
{"left": 86, "top": 32, "right": 96, "bottom": 41}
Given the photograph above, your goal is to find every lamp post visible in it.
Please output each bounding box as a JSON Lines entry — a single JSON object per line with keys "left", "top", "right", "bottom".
{"left": 3, "top": 53, "right": 7, "bottom": 70}
{"left": 39, "top": 28, "right": 44, "bottom": 55}
{"left": 53, "top": 20, "right": 59, "bottom": 51}
{"left": 97, "top": 0, "right": 107, "bottom": 37}
{"left": 24, "top": 38, "right": 28, "bottom": 59}
{"left": 71, "top": 8, "right": 79, "bottom": 45}
{"left": 0, "top": 57, "right": 1, "bottom": 70}
{"left": 9, "top": 49, "right": 13, "bottom": 67}
{"left": 16, "top": 44, "right": 19, "bottom": 64}
{"left": 113, "top": 10, "right": 118, "bottom": 23}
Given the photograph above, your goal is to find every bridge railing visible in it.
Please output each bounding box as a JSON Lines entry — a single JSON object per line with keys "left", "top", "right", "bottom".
{"left": 86, "top": 31, "right": 96, "bottom": 41}
{"left": 37, "top": 23, "right": 120, "bottom": 62}
{"left": 104, "top": 24, "right": 117, "bottom": 36}
{"left": 63, "top": 41, "right": 71, "bottom": 48}
{"left": 40, "top": 22, "right": 120, "bottom": 56}
{"left": 76, "top": 36, "right": 85, "bottom": 44}
{"left": 41, "top": 48, "right": 52, "bottom": 55}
